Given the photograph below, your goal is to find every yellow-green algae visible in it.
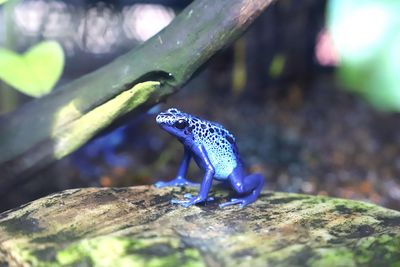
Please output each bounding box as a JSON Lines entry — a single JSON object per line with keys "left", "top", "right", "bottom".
{"left": 57, "top": 236, "right": 203, "bottom": 267}
{"left": 52, "top": 81, "right": 160, "bottom": 159}
{"left": 306, "top": 248, "right": 356, "bottom": 267}
{"left": 17, "top": 236, "right": 204, "bottom": 267}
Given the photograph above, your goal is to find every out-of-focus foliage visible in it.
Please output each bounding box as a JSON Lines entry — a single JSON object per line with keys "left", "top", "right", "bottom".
{"left": 269, "top": 54, "right": 286, "bottom": 78}
{"left": 232, "top": 39, "right": 246, "bottom": 94}
{"left": 0, "top": 0, "right": 9, "bottom": 5}
{"left": 0, "top": 41, "right": 64, "bottom": 97}
{"left": 328, "top": 0, "right": 400, "bottom": 111}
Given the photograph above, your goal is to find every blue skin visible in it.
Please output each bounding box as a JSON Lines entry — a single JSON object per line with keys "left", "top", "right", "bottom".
{"left": 155, "top": 108, "right": 265, "bottom": 208}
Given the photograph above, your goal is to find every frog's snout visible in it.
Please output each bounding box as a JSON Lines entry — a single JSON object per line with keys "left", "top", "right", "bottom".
{"left": 156, "top": 108, "right": 183, "bottom": 126}
{"left": 156, "top": 112, "right": 171, "bottom": 125}
{"left": 156, "top": 114, "right": 165, "bottom": 124}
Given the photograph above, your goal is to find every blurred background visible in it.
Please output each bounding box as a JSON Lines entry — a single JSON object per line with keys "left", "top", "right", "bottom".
{"left": 1, "top": 0, "right": 400, "bottom": 212}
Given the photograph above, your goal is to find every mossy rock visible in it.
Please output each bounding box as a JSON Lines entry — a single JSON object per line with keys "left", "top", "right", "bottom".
{"left": 0, "top": 186, "right": 399, "bottom": 266}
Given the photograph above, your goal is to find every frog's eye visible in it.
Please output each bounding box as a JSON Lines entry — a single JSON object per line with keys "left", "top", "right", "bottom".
{"left": 168, "top": 108, "right": 179, "bottom": 114}
{"left": 173, "top": 119, "right": 188, "bottom": 129}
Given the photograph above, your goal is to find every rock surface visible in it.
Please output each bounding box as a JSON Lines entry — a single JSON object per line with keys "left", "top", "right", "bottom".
{"left": 0, "top": 186, "right": 399, "bottom": 266}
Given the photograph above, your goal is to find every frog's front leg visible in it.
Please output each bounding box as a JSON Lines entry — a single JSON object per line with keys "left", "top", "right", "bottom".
{"left": 154, "top": 147, "right": 200, "bottom": 188}
{"left": 219, "top": 167, "right": 264, "bottom": 208}
{"left": 171, "top": 145, "right": 215, "bottom": 207}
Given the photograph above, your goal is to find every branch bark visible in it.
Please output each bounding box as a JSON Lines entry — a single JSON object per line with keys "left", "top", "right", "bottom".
{"left": 0, "top": 186, "right": 399, "bottom": 266}
{"left": 0, "top": 0, "right": 275, "bottom": 181}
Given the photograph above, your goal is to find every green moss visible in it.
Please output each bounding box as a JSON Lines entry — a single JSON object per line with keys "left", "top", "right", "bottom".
{"left": 355, "top": 234, "right": 400, "bottom": 266}
{"left": 266, "top": 244, "right": 307, "bottom": 266}
{"left": 307, "top": 248, "right": 355, "bottom": 267}
{"left": 3, "top": 189, "right": 400, "bottom": 266}
{"left": 12, "top": 244, "right": 52, "bottom": 267}
{"left": 331, "top": 199, "right": 372, "bottom": 214}
{"left": 12, "top": 235, "right": 204, "bottom": 267}
{"left": 56, "top": 236, "right": 204, "bottom": 267}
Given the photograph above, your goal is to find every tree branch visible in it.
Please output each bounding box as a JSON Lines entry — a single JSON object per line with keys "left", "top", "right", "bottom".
{"left": 0, "top": 0, "right": 275, "bottom": 181}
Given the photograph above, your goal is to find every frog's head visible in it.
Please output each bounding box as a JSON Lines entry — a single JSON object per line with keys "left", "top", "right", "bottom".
{"left": 156, "top": 108, "right": 193, "bottom": 140}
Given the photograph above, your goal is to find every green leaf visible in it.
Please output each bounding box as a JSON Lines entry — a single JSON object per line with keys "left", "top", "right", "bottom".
{"left": 328, "top": 0, "right": 400, "bottom": 111}
{"left": 0, "top": 41, "right": 65, "bottom": 97}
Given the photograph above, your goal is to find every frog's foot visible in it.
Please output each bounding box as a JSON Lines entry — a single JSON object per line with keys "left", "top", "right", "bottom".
{"left": 171, "top": 193, "right": 214, "bottom": 207}
{"left": 154, "top": 177, "right": 200, "bottom": 188}
{"left": 219, "top": 195, "right": 256, "bottom": 208}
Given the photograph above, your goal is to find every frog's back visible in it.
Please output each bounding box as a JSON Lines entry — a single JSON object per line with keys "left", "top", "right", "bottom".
{"left": 189, "top": 117, "right": 239, "bottom": 179}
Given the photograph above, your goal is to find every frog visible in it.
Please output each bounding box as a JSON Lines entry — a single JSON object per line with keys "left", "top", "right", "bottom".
{"left": 155, "top": 108, "right": 264, "bottom": 208}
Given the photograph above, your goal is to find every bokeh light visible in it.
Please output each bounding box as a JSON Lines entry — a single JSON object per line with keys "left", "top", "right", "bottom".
{"left": 123, "top": 4, "right": 175, "bottom": 42}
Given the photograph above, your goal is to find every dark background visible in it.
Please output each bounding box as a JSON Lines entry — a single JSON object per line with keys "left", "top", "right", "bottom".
{"left": 1, "top": 0, "right": 400, "bottom": 212}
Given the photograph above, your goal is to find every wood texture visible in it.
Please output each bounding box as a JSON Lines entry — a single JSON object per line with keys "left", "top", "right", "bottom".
{"left": 0, "top": 186, "right": 399, "bottom": 266}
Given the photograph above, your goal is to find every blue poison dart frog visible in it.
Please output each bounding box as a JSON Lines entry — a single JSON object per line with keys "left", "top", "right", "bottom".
{"left": 155, "top": 108, "right": 265, "bottom": 208}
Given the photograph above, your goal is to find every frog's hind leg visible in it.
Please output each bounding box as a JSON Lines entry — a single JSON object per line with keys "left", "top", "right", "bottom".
{"left": 219, "top": 168, "right": 264, "bottom": 208}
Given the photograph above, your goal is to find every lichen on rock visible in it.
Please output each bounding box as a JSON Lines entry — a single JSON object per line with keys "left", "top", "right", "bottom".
{"left": 0, "top": 186, "right": 399, "bottom": 266}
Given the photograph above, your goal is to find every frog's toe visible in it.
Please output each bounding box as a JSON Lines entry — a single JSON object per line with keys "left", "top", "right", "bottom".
{"left": 183, "top": 193, "right": 214, "bottom": 202}
{"left": 170, "top": 198, "right": 197, "bottom": 207}
{"left": 219, "top": 196, "right": 255, "bottom": 208}
{"left": 154, "top": 181, "right": 168, "bottom": 188}
{"left": 183, "top": 193, "right": 193, "bottom": 198}
{"left": 171, "top": 195, "right": 213, "bottom": 207}
{"left": 154, "top": 177, "right": 200, "bottom": 188}
{"left": 219, "top": 198, "right": 243, "bottom": 208}
{"left": 181, "top": 201, "right": 196, "bottom": 208}
{"left": 184, "top": 181, "right": 201, "bottom": 187}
